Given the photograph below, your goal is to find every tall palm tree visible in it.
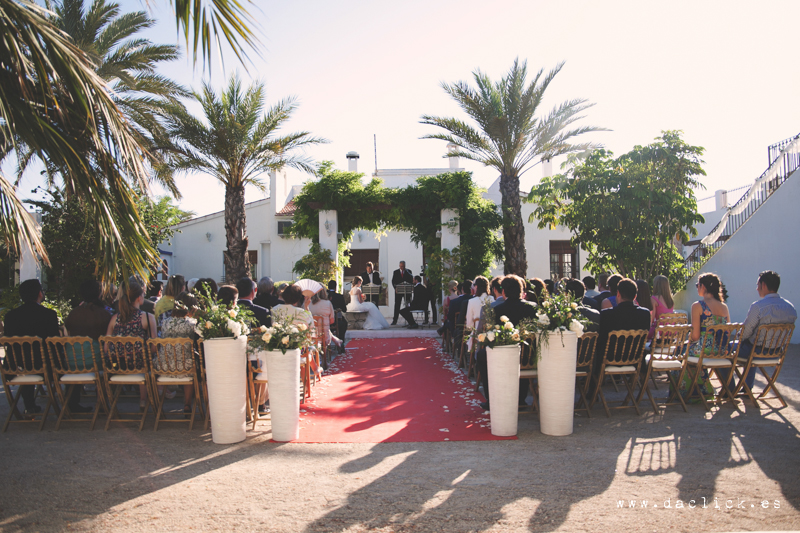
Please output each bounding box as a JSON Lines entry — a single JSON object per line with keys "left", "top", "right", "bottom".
{"left": 158, "top": 75, "right": 327, "bottom": 282}
{"left": 421, "top": 58, "right": 605, "bottom": 276}
{"left": 0, "top": 0, "right": 258, "bottom": 282}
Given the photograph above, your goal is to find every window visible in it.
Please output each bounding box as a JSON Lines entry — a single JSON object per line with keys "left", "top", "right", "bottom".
{"left": 344, "top": 249, "right": 379, "bottom": 280}
{"left": 277, "top": 220, "right": 293, "bottom": 236}
{"left": 549, "top": 241, "right": 577, "bottom": 280}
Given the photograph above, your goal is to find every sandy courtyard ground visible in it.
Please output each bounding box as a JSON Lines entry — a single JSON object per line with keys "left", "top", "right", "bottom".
{"left": 0, "top": 344, "right": 798, "bottom": 532}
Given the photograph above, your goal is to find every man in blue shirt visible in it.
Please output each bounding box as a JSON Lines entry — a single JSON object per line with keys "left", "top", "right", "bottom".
{"left": 735, "top": 270, "right": 796, "bottom": 391}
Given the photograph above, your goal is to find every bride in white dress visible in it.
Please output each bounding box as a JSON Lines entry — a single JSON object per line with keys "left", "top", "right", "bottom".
{"left": 347, "top": 276, "right": 390, "bottom": 330}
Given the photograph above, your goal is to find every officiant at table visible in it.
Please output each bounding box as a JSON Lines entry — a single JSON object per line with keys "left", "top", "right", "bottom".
{"left": 359, "top": 262, "right": 382, "bottom": 304}
{"left": 391, "top": 261, "right": 413, "bottom": 325}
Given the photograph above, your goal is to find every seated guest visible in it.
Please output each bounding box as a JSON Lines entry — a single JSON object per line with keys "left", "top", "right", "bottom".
{"left": 155, "top": 274, "right": 186, "bottom": 330}
{"left": 564, "top": 278, "right": 600, "bottom": 329}
{"left": 63, "top": 279, "right": 113, "bottom": 413}
{"left": 447, "top": 280, "right": 473, "bottom": 334}
{"left": 722, "top": 270, "right": 796, "bottom": 392}
{"left": 595, "top": 277, "right": 651, "bottom": 372}
{"left": 187, "top": 278, "right": 200, "bottom": 292}
{"left": 635, "top": 279, "right": 656, "bottom": 325}
{"left": 583, "top": 275, "right": 600, "bottom": 298}
{"left": 600, "top": 274, "right": 623, "bottom": 309}
{"left": 490, "top": 276, "right": 505, "bottom": 308}
{"left": 236, "top": 277, "right": 271, "bottom": 327}
{"left": 272, "top": 284, "right": 313, "bottom": 327}
{"left": 147, "top": 281, "right": 163, "bottom": 302}
{"left": 217, "top": 285, "right": 239, "bottom": 308}
{"left": 528, "top": 278, "right": 546, "bottom": 304}
{"left": 159, "top": 291, "right": 199, "bottom": 416}
{"left": 275, "top": 283, "right": 289, "bottom": 303}
{"left": 437, "top": 280, "right": 460, "bottom": 335}
{"left": 399, "top": 276, "right": 431, "bottom": 329}
{"left": 254, "top": 276, "right": 281, "bottom": 309}
{"left": 106, "top": 282, "right": 157, "bottom": 411}
{"left": 3, "top": 279, "right": 60, "bottom": 416}
{"left": 327, "top": 280, "right": 348, "bottom": 346}
{"left": 194, "top": 278, "right": 219, "bottom": 299}
{"left": 464, "top": 276, "right": 494, "bottom": 350}
{"left": 649, "top": 275, "right": 675, "bottom": 338}
{"left": 308, "top": 287, "right": 342, "bottom": 350}
{"left": 476, "top": 275, "right": 538, "bottom": 411}
{"left": 593, "top": 273, "right": 611, "bottom": 305}
{"left": 544, "top": 279, "right": 556, "bottom": 296}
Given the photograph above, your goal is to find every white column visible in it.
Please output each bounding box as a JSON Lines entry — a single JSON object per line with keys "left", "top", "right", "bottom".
{"left": 542, "top": 158, "right": 553, "bottom": 179}
{"left": 440, "top": 208, "right": 460, "bottom": 303}
{"left": 19, "top": 212, "right": 42, "bottom": 283}
{"left": 715, "top": 189, "right": 728, "bottom": 210}
{"left": 318, "top": 210, "right": 339, "bottom": 282}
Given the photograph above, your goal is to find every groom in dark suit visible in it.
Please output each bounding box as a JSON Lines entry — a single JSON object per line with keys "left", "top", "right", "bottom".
{"left": 391, "top": 261, "right": 413, "bottom": 325}
{"left": 359, "top": 262, "right": 382, "bottom": 304}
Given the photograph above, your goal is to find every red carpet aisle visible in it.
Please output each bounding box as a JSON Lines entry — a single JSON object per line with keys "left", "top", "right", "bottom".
{"left": 294, "top": 337, "right": 516, "bottom": 443}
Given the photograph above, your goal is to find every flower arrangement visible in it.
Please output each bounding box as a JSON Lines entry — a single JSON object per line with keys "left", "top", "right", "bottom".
{"left": 527, "top": 290, "right": 591, "bottom": 360}
{"left": 192, "top": 288, "right": 255, "bottom": 340}
{"left": 247, "top": 313, "right": 313, "bottom": 354}
{"left": 475, "top": 303, "right": 531, "bottom": 348}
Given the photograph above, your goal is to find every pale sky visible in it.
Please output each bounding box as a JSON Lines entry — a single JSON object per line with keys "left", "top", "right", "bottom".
{"left": 16, "top": 0, "right": 800, "bottom": 216}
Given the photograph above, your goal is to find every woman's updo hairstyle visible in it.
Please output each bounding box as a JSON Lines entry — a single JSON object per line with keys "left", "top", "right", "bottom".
{"left": 698, "top": 273, "right": 724, "bottom": 302}
{"left": 473, "top": 276, "right": 489, "bottom": 297}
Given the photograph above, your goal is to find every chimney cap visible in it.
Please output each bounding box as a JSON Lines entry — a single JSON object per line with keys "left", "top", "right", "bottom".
{"left": 346, "top": 151, "right": 360, "bottom": 159}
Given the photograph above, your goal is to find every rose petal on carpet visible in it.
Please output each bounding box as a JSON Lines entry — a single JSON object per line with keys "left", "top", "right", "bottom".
{"left": 294, "top": 337, "right": 516, "bottom": 443}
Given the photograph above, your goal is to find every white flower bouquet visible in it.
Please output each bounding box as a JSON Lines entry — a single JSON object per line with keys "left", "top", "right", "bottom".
{"left": 248, "top": 313, "right": 313, "bottom": 355}
{"left": 192, "top": 288, "right": 254, "bottom": 340}
{"left": 527, "top": 290, "right": 592, "bottom": 360}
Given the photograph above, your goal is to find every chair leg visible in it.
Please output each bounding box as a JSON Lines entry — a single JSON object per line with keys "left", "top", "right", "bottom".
{"left": 105, "top": 385, "right": 123, "bottom": 431}
{"left": 664, "top": 370, "right": 688, "bottom": 412}
{"left": 55, "top": 384, "right": 74, "bottom": 431}
{"left": 154, "top": 387, "right": 166, "bottom": 431}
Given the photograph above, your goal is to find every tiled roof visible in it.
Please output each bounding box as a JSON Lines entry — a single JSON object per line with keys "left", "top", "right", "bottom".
{"left": 276, "top": 199, "right": 297, "bottom": 217}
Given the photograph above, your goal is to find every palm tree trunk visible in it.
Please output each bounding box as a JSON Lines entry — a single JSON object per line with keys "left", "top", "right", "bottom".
{"left": 223, "top": 184, "right": 251, "bottom": 282}
{"left": 499, "top": 172, "right": 528, "bottom": 276}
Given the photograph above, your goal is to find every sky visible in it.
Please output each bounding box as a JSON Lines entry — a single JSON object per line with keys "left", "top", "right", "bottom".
{"left": 15, "top": 0, "right": 800, "bottom": 217}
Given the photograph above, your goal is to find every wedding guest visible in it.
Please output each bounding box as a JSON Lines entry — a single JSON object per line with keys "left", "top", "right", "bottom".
{"left": 544, "top": 279, "right": 556, "bottom": 296}
{"left": 275, "top": 283, "right": 289, "bottom": 303}
{"left": 464, "top": 276, "right": 494, "bottom": 350}
{"left": 635, "top": 279, "right": 656, "bottom": 325}
{"left": 327, "top": 280, "right": 348, "bottom": 345}
{"left": 194, "top": 278, "right": 219, "bottom": 299}
{"left": 63, "top": 279, "right": 113, "bottom": 413}
{"left": 254, "top": 277, "right": 281, "bottom": 309}
{"left": 217, "top": 285, "right": 238, "bottom": 308}
{"left": 595, "top": 278, "right": 651, "bottom": 372}
{"left": 594, "top": 273, "right": 611, "bottom": 305}
{"left": 106, "top": 282, "right": 157, "bottom": 411}
{"left": 583, "top": 276, "right": 600, "bottom": 299}
{"left": 187, "top": 278, "right": 200, "bottom": 292}
{"left": 155, "top": 274, "right": 185, "bottom": 330}
{"left": 272, "top": 284, "right": 313, "bottom": 327}
{"left": 159, "top": 292, "right": 199, "bottom": 416}
{"left": 236, "top": 277, "right": 270, "bottom": 327}
{"left": 2, "top": 279, "right": 60, "bottom": 416}
{"left": 437, "top": 280, "right": 459, "bottom": 335}
{"left": 490, "top": 276, "right": 505, "bottom": 308}
{"left": 528, "top": 278, "right": 546, "bottom": 304}
{"left": 391, "top": 261, "right": 413, "bottom": 325}
{"left": 447, "top": 280, "right": 473, "bottom": 334}
{"left": 147, "top": 281, "right": 163, "bottom": 302}
{"left": 398, "top": 276, "right": 430, "bottom": 329}
{"left": 308, "top": 287, "right": 342, "bottom": 350}
{"left": 650, "top": 275, "right": 676, "bottom": 337}
{"left": 564, "top": 278, "right": 600, "bottom": 328}
{"left": 601, "top": 274, "right": 623, "bottom": 309}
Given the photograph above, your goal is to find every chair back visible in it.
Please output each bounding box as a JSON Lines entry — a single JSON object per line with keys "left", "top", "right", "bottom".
{"left": 601, "top": 330, "right": 648, "bottom": 366}
{"left": 577, "top": 332, "right": 599, "bottom": 371}
{"left": 312, "top": 315, "right": 327, "bottom": 345}
{"left": 520, "top": 332, "right": 538, "bottom": 370}
{"left": 751, "top": 323, "right": 795, "bottom": 359}
{"left": 147, "top": 338, "right": 196, "bottom": 376}
{"left": 695, "top": 323, "right": 744, "bottom": 361}
{"left": 653, "top": 312, "right": 688, "bottom": 333}
{"left": 0, "top": 336, "right": 47, "bottom": 375}
{"left": 650, "top": 324, "right": 692, "bottom": 361}
{"left": 99, "top": 336, "right": 149, "bottom": 374}
{"left": 45, "top": 336, "right": 99, "bottom": 375}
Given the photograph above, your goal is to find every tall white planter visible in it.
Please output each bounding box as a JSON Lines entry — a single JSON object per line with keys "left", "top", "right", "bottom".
{"left": 265, "top": 348, "right": 301, "bottom": 442}
{"left": 486, "top": 344, "right": 521, "bottom": 437}
{"left": 538, "top": 331, "right": 578, "bottom": 436}
{"left": 203, "top": 336, "right": 247, "bottom": 444}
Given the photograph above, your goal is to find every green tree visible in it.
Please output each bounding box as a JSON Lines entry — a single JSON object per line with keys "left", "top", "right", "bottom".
{"left": 528, "top": 131, "right": 706, "bottom": 288}
{"left": 28, "top": 188, "right": 193, "bottom": 302}
{"left": 0, "top": 0, "right": 257, "bottom": 283}
{"left": 292, "top": 242, "right": 337, "bottom": 282}
{"left": 421, "top": 58, "right": 605, "bottom": 277}
{"left": 157, "top": 75, "right": 327, "bottom": 282}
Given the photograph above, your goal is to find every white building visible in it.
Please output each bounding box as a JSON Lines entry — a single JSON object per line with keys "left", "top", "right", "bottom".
{"left": 161, "top": 150, "right": 587, "bottom": 316}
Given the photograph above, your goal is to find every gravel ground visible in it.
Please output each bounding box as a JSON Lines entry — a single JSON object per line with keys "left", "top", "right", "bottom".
{"left": 1, "top": 346, "right": 798, "bottom": 532}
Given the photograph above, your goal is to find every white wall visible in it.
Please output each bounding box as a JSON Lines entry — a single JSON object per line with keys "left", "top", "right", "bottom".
{"left": 674, "top": 168, "right": 800, "bottom": 342}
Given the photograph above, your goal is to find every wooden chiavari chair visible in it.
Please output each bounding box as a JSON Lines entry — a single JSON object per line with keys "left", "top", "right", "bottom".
{"left": 45, "top": 336, "right": 107, "bottom": 430}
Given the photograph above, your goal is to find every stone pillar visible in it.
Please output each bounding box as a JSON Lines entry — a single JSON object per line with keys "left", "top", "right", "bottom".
{"left": 542, "top": 158, "right": 553, "bottom": 179}
{"left": 439, "top": 208, "right": 460, "bottom": 304}
{"left": 318, "top": 210, "right": 339, "bottom": 284}
{"left": 715, "top": 189, "right": 728, "bottom": 210}
{"left": 19, "top": 212, "right": 42, "bottom": 284}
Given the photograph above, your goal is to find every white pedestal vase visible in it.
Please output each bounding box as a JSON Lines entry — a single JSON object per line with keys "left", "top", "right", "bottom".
{"left": 537, "top": 331, "right": 578, "bottom": 436}
{"left": 486, "top": 344, "right": 521, "bottom": 437}
{"left": 265, "top": 348, "right": 301, "bottom": 442}
{"left": 203, "top": 336, "right": 247, "bottom": 444}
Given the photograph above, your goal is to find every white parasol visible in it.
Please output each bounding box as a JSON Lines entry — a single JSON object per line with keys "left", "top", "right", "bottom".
{"left": 294, "top": 279, "right": 324, "bottom": 297}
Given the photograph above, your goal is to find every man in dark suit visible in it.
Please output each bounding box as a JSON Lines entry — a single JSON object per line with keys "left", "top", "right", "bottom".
{"left": 399, "top": 276, "right": 430, "bottom": 329}
{"left": 236, "top": 278, "right": 271, "bottom": 328}
{"left": 254, "top": 277, "right": 281, "bottom": 310}
{"left": 447, "top": 280, "right": 473, "bottom": 334}
{"left": 476, "top": 275, "right": 537, "bottom": 411}
{"left": 391, "top": 261, "right": 413, "bottom": 325}
{"left": 327, "top": 280, "right": 348, "bottom": 347}
{"left": 359, "top": 262, "right": 382, "bottom": 304}
{"left": 595, "top": 277, "right": 651, "bottom": 372}
{"left": 3, "top": 279, "right": 60, "bottom": 415}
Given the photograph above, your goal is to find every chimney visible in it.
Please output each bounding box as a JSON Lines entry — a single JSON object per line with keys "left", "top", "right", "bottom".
{"left": 346, "top": 151, "right": 359, "bottom": 173}
{"left": 715, "top": 189, "right": 728, "bottom": 210}
{"left": 447, "top": 143, "right": 459, "bottom": 169}
{"left": 542, "top": 158, "right": 553, "bottom": 179}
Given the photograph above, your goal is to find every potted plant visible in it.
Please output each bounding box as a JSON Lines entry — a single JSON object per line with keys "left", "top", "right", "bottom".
{"left": 247, "top": 314, "right": 313, "bottom": 442}
{"left": 194, "top": 291, "right": 254, "bottom": 444}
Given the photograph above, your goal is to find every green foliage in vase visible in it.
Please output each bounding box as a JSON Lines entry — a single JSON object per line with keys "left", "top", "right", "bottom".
{"left": 528, "top": 131, "right": 706, "bottom": 289}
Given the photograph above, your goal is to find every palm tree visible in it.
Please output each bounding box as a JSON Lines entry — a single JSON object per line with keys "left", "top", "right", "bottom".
{"left": 0, "top": 0, "right": 258, "bottom": 282}
{"left": 421, "top": 58, "right": 605, "bottom": 276}
{"left": 158, "top": 75, "right": 327, "bottom": 282}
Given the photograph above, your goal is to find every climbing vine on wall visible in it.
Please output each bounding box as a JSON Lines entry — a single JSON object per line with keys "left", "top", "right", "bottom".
{"left": 290, "top": 162, "right": 503, "bottom": 298}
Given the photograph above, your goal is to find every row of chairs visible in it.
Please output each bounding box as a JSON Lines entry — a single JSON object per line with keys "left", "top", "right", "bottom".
{"left": 445, "top": 311, "right": 794, "bottom": 417}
